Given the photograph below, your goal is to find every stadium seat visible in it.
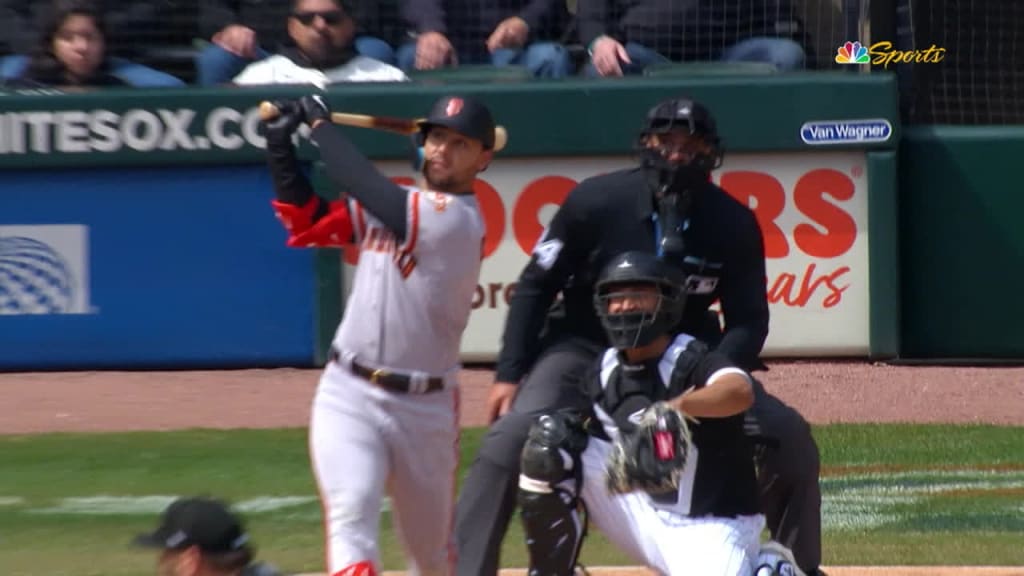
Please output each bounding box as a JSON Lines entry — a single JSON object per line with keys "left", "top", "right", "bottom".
{"left": 132, "top": 44, "right": 199, "bottom": 84}
{"left": 642, "top": 61, "right": 780, "bottom": 77}
{"left": 407, "top": 64, "right": 533, "bottom": 84}
{"left": 0, "top": 54, "right": 27, "bottom": 79}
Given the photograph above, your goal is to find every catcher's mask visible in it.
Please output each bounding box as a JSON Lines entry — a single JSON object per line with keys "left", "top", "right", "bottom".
{"left": 636, "top": 97, "right": 723, "bottom": 198}
{"left": 594, "top": 251, "right": 686, "bottom": 350}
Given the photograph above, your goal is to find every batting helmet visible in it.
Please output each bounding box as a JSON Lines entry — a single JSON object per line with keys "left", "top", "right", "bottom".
{"left": 593, "top": 251, "right": 687, "bottom": 350}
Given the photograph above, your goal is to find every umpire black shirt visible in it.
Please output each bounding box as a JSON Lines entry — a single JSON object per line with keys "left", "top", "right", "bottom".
{"left": 495, "top": 166, "right": 769, "bottom": 383}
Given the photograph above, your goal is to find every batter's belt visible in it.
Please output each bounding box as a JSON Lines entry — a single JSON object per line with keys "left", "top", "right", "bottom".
{"left": 329, "top": 346, "right": 446, "bottom": 394}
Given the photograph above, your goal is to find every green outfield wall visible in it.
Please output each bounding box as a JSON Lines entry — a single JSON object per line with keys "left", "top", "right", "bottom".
{"left": 0, "top": 73, "right": 910, "bottom": 369}
{"left": 898, "top": 126, "right": 1024, "bottom": 359}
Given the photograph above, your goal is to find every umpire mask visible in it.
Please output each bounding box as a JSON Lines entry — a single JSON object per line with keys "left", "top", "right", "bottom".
{"left": 636, "top": 97, "right": 723, "bottom": 199}
{"left": 594, "top": 252, "right": 687, "bottom": 350}
{"left": 637, "top": 98, "right": 723, "bottom": 262}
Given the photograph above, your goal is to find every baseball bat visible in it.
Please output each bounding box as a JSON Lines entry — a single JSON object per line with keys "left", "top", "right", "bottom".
{"left": 258, "top": 101, "right": 507, "bottom": 151}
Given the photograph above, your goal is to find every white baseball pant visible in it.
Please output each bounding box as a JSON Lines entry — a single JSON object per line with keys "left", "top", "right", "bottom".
{"left": 309, "top": 360, "right": 460, "bottom": 576}
{"left": 579, "top": 437, "right": 765, "bottom": 575}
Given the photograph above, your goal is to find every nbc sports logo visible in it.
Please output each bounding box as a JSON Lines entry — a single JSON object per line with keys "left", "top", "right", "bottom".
{"left": 0, "top": 225, "right": 92, "bottom": 315}
{"left": 835, "top": 41, "right": 870, "bottom": 64}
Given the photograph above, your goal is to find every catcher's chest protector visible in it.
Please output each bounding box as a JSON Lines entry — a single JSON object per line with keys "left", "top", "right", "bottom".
{"left": 597, "top": 339, "right": 710, "bottom": 434}
{"left": 602, "top": 363, "right": 669, "bottom": 433}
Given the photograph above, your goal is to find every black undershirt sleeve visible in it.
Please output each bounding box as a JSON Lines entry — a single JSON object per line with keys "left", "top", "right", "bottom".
{"left": 310, "top": 123, "right": 410, "bottom": 240}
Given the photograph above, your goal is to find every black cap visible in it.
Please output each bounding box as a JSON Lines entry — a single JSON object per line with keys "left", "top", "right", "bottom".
{"left": 132, "top": 497, "right": 250, "bottom": 554}
{"left": 417, "top": 95, "right": 497, "bottom": 149}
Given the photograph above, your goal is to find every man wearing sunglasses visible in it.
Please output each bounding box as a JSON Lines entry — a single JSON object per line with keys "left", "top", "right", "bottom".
{"left": 231, "top": 0, "right": 406, "bottom": 87}
{"left": 198, "top": 0, "right": 400, "bottom": 86}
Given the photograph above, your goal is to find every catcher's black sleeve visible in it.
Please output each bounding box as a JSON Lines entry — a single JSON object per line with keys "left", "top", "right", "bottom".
{"left": 311, "top": 123, "right": 409, "bottom": 241}
{"left": 676, "top": 349, "right": 741, "bottom": 395}
{"left": 494, "top": 181, "right": 596, "bottom": 383}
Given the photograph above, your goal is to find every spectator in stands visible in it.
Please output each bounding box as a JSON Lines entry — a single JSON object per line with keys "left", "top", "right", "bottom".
{"left": 197, "top": 0, "right": 397, "bottom": 86}
{"left": 578, "top": 0, "right": 807, "bottom": 76}
{"left": 232, "top": 0, "right": 407, "bottom": 86}
{"left": 133, "top": 496, "right": 284, "bottom": 576}
{"left": 0, "top": 0, "right": 185, "bottom": 87}
{"left": 1, "top": 0, "right": 184, "bottom": 88}
{"left": 0, "top": 2, "right": 25, "bottom": 56}
{"left": 396, "top": 0, "right": 573, "bottom": 79}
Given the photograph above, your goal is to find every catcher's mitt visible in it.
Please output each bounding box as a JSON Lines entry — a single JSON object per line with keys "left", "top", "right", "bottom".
{"left": 605, "top": 402, "right": 694, "bottom": 496}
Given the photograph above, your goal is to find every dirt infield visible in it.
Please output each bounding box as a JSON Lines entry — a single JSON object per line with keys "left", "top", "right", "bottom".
{"left": 2, "top": 360, "right": 1023, "bottom": 434}
{"left": 2, "top": 359, "right": 1023, "bottom": 575}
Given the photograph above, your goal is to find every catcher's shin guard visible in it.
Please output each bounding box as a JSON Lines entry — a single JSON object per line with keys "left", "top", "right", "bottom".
{"left": 518, "top": 489, "right": 586, "bottom": 576}
{"left": 517, "top": 412, "right": 590, "bottom": 576}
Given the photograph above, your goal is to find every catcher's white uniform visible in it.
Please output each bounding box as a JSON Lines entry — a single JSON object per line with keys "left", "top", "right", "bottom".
{"left": 580, "top": 333, "right": 765, "bottom": 575}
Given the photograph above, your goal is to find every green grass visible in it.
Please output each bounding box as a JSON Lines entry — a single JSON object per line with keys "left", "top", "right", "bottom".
{"left": 0, "top": 425, "right": 1022, "bottom": 575}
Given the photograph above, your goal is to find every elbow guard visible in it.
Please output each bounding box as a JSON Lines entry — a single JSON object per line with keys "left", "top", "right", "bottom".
{"left": 272, "top": 198, "right": 354, "bottom": 248}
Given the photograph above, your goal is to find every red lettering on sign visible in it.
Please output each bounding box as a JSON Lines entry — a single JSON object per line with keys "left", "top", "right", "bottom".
{"left": 767, "top": 263, "right": 850, "bottom": 308}
{"left": 719, "top": 171, "right": 789, "bottom": 258}
{"left": 512, "top": 176, "right": 576, "bottom": 255}
{"left": 793, "top": 169, "right": 857, "bottom": 258}
{"left": 335, "top": 165, "right": 860, "bottom": 311}
{"left": 470, "top": 282, "right": 518, "bottom": 309}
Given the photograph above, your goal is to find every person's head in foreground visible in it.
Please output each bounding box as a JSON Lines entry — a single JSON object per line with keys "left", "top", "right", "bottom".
{"left": 133, "top": 497, "right": 280, "bottom": 576}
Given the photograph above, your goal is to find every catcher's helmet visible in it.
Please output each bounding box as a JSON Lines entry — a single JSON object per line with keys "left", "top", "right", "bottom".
{"left": 594, "top": 251, "right": 686, "bottom": 350}
{"left": 637, "top": 97, "right": 724, "bottom": 193}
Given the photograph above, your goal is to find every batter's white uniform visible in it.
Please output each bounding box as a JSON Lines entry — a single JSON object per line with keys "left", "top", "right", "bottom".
{"left": 309, "top": 188, "right": 484, "bottom": 576}
{"left": 579, "top": 334, "right": 766, "bottom": 575}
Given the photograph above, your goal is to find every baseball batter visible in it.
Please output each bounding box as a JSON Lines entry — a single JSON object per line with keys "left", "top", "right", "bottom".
{"left": 259, "top": 94, "right": 498, "bottom": 576}
{"left": 516, "top": 251, "right": 767, "bottom": 575}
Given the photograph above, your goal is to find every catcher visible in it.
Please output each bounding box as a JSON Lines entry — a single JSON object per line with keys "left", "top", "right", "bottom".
{"left": 517, "top": 251, "right": 799, "bottom": 576}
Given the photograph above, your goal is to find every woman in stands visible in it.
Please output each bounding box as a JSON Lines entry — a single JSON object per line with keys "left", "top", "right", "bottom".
{"left": 8, "top": 0, "right": 126, "bottom": 88}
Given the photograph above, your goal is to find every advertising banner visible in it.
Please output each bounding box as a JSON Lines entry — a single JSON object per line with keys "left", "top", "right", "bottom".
{"left": 344, "top": 151, "right": 870, "bottom": 360}
{"left": 0, "top": 166, "right": 315, "bottom": 369}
